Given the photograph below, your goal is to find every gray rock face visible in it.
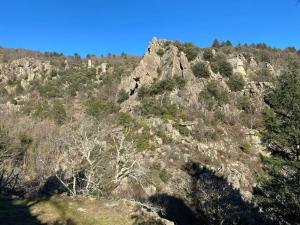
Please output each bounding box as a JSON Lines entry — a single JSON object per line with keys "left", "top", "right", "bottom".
{"left": 228, "top": 55, "right": 247, "bottom": 76}
{"left": 0, "top": 57, "right": 53, "bottom": 91}
{"left": 119, "top": 37, "right": 195, "bottom": 97}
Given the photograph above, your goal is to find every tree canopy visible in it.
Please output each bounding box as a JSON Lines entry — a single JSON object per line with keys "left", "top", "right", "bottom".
{"left": 263, "top": 61, "right": 300, "bottom": 160}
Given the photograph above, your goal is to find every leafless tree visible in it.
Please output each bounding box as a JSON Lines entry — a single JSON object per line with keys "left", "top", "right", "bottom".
{"left": 47, "top": 117, "right": 141, "bottom": 197}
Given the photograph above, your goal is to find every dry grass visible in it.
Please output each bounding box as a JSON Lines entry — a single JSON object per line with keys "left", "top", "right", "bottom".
{"left": 0, "top": 197, "right": 135, "bottom": 225}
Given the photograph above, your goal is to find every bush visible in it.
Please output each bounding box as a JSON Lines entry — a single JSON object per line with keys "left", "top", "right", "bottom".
{"left": 174, "top": 41, "right": 199, "bottom": 61}
{"left": 85, "top": 98, "right": 119, "bottom": 118}
{"left": 240, "top": 143, "right": 252, "bottom": 154}
{"left": 209, "top": 54, "right": 233, "bottom": 77}
{"left": 227, "top": 73, "right": 245, "bottom": 91}
{"left": 51, "top": 100, "right": 67, "bottom": 124}
{"left": 192, "top": 62, "right": 210, "bottom": 78}
{"left": 117, "top": 89, "right": 129, "bottom": 103}
{"left": 156, "top": 129, "right": 172, "bottom": 144}
{"left": 157, "top": 48, "right": 164, "bottom": 57}
{"left": 218, "top": 59, "right": 233, "bottom": 77}
{"left": 203, "top": 49, "right": 214, "bottom": 61}
{"left": 139, "top": 96, "right": 177, "bottom": 117}
{"left": 138, "top": 76, "right": 186, "bottom": 99}
{"left": 236, "top": 96, "right": 252, "bottom": 113}
{"left": 212, "top": 39, "right": 220, "bottom": 48}
{"left": 15, "top": 81, "right": 24, "bottom": 95}
{"left": 118, "top": 112, "right": 133, "bottom": 127}
{"left": 199, "top": 81, "right": 229, "bottom": 107}
{"left": 251, "top": 68, "right": 273, "bottom": 82}
{"left": 159, "top": 169, "right": 171, "bottom": 183}
{"left": 175, "top": 124, "right": 189, "bottom": 136}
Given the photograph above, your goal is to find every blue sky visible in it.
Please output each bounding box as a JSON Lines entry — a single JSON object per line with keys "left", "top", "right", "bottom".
{"left": 0, "top": 0, "right": 299, "bottom": 56}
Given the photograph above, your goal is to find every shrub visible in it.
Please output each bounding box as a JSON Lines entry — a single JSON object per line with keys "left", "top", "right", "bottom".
{"left": 240, "top": 143, "right": 252, "bottom": 154}
{"left": 85, "top": 98, "right": 119, "bottom": 118}
{"left": 199, "top": 81, "right": 229, "bottom": 107}
{"left": 51, "top": 100, "right": 67, "bottom": 124}
{"left": 252, "top": 68, "right": 273, "bottom": 82}
{"left": 174, "top": 41, "right": 199, "bottom": 61}
{"left": 117, "top": 89, "right": 129, "bottom": 103}
{"left": 175, "top": 124, "right": 189, "bottom": 136}
{"left": 227, "top": 73, "right": 245, "bottom": 91}
{"left": 15, "top": 81, "right": 24, "bottom": 95}
{"left": 236, "top": 96, "right": 252, "bottom": 113}
{"left": 210, "top": 61, "right": 219, "bottom": 74}
{"left": 156, "top": 129, "right": 172, "bottom": 144}
{"left": 139, "top": 96, "right": 177, "bottom": 117}
{"left": 138, "top": 77, "right": 185, "bottom": 99}
{"left": 203, "top": 49, "right": 214, "bottom": 61}
{"left": 212, "top": 39, "right": 220, "bottom": 48}
{"left": 159, "top": 169, "right": 171, "bottom": 183}
{"left": 218, "top": 59, "right": 233, "bottom": 77}
{"left": 192, "top": 62, "right": 210, "bottom": 78}
{"left": 118, "top": 112, "right": 133, "bottom": 127}
{"left": 173, "top": 75, "right": 186, "bottom": 89}
{"left": 157, "top": 48, "right": 165, "bottom": 57}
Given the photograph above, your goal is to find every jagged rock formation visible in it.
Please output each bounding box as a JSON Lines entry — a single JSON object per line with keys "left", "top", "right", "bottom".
{"left": 119, "top": 38, "right": 196, "bottom": 94}
{"left": 0, "top": 58, "right": 53, "bottom": 91}
{"left": 116, "top": 38, "right": 286, "bottom": 200}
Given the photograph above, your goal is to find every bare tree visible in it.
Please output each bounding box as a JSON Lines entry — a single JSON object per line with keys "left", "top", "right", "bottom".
{"left": 48, "top": 117, "right": 141, "bottom": 197}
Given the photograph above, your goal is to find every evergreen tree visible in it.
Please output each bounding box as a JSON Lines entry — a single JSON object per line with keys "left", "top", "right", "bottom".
{"left": 263, "top": 61, "right": 300, "bottom": 160}
{"left": 212, "top": 39, "right": 220, "bottom": 48}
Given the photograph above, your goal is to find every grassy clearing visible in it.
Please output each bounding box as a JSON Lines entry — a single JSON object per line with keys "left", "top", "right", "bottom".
{"left": 0, "top": 197, "right": 135, "bottom": 225}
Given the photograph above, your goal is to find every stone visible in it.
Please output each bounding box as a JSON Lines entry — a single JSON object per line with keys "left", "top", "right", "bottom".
{"left": 87, "top": 59, "right": 93, "bottom": 68}
{"left": 228, "top": 55, "right": 246, "bottom": 76}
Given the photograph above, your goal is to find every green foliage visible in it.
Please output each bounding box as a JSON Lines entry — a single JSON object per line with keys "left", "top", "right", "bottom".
{"left": 254, "top": 156, "right": 300, "bottom": 224}
{"left": 117, "top": 89, "right": 129, "bottom": 103}
{"left": 192, "top": 62, "right": 210, "bottom": 78}
{"left": 217, "top": 59, "right": 233, "bottom": 77}
{"left": 227, "top": 73, "right": 245, "bottom": 91}
{"left": 175, "top": 124, "right": 189, "bottom": 136}
{"left": 85, "top": 98, "right": 119, "bottom": 118}
{"left": 51, "top": 100, "right": 67, "bottom": 124}
{"left": 173, "top": 75, "right": 186, "bottom": 89}
{"left": 156, "top": 129, "right": 172, "bottom": 144}
{"left": 240, "top": 143, "right": 252, "bottom": 154}
{"left": 138, "top": 76, "right": 186, "bottom": 99}
{"left": 263, "top": 62, "right": 300, "bottom": 160}
{"left": 203, "top": 49, "right": 214, "bottom": 61}
{"left": 117, "top": 112, "right": 133, "bottom": 127}
{"left": 159, "top": 168, "right": 171, "bottom": 183}
{"left": 199, "top": 81, "right": 229, "bottom": 108}
{"left": 252, "top": 68, "right": 274, "bottom": 82}
{"left": 32, "top": 100, "right": 66, "bottom": 124}
{"left": 236, "top": 96, "right": 252, "bottom": 113}
{"left": 15, "top": 81, "right": 24, "bottom": 95}
{"left": 37, "top": 83, "right": 62, "bottom": 98}
{"left": 6, "top": 79, "right": 17, "bottom": 86}
{"left": 174, "top": 41, "right": 199, "bottom": 61}
{"left": 210, "top": 61, "right": 219, "bottom": 74}
{"left": 139, "top": 96, "right": 177, "bottom": 118}
{"left": 212, "top": 39, "right": 220, "bottom": 48}
{"left": 156, "top": 48, "right": 165, "bottom": 57}
{"left": 135, "top": 122, "right": 152, "bottom": 151}
{"left": 209, "top": 54, "right": 233, "bottom": 77}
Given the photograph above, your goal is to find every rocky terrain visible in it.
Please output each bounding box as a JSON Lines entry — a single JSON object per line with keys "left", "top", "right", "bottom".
{"left": 0, "top": 39, "right": 299, "bottom": 225}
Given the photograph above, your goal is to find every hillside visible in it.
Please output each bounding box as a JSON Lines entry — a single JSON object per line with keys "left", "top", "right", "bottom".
{"left": 0, "top": 38, "right": 300, "bottom": 225}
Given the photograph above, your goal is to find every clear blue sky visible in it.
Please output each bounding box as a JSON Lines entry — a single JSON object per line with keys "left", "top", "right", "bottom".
{"left": 0, "top": 0, "right": 299, "bottom": 56}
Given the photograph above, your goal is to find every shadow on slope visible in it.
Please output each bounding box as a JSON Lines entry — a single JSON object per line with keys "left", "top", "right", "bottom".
{"left": 0, "top": 200, "right": 44, "bottom": 225}
{"left": 148, "top": 162, "right": 270, "bottom": 225}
